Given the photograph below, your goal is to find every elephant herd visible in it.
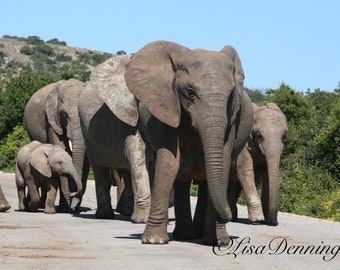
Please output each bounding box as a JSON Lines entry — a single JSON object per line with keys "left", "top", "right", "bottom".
{"left": 0, "top": 40, "right": 288, "bottom": 246}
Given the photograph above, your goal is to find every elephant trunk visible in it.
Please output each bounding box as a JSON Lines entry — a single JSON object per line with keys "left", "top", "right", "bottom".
{"left": 60, "top": 167, "right": 83, "bottom": 212}
{"left": 71, "top": 126, "right": 88, "bottom": 194}
{"left": 263, "top": 151, "right": 281, "bottom": 226}
{"left": 197, "top": 100, "right": 231, "bottom": 223}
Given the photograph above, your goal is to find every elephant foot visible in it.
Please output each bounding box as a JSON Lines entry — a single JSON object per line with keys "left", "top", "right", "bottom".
{"left": 203, "top": 223, "right": 230, "bottom": 246}
{"left": 44, "top": 208, "right": 56, "bottom": 214}
{"left": 248, "top": 210, "right": 265, "bottom": 224}
{"left": 265, "top": 216, "right": 278, "bottom": 226}
{"left": 28, "top": 201, "right": 39, "bottom": 212}
{"left": 115, "top": 204, "right": 133, "bottom": 217}
{"left": 0, "top": 202, "right": 11, "bottom": 212}
{"left": 58, "top": 203, "right": 72, "bottom": 213}
{"left": 173, "top": 226, "right": 194, "bottom": 241}
{"left": 141, "top": 226, "right": 169, "bottom": 244}
{"left": 70, "top": 197, "right": 82, "bottom": 213}
{"left": 131, "top": 208, "right": 149, "bottom": 223}
{"left": 95, "top": 207, "right": 115, "bottom": 219}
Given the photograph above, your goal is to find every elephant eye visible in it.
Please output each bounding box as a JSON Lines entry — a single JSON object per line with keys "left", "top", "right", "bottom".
{"left": 253, "top": 131, "right": 263, "bottom": 143}
{"left": 187, "top": 87, "right": 197, "bottom": 99}
{"left": 282, "top": 132, "right": 287, "bottom": 142}
{"left": 60, "top": 111, "right": 68, "bottom": 126}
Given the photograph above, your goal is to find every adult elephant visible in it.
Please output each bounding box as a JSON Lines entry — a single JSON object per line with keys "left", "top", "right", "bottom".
{"left": 124, "top": 40, "right": 253, "bottom": 245}
{"left": 228, "top": 103, "right": 288, "bottom": 225}
{"left": 78, "top": 55, "right": 151, "bottom": 223}
{"left": 24, "top": 79, "right": 89, "bottom": 212}
{"left": 15, "top": 141, "right": 82, "bottom": 214}
{"left": 0, "top": 184, "right": 11, "bottom": 212}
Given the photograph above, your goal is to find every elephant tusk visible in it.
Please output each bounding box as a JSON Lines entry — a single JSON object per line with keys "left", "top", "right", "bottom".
{"left": 68, "top": 140, "right": 73, "bottom": 151}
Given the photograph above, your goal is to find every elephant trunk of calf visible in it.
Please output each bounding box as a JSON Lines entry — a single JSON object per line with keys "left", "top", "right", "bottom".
{"left": 262, "top": 152, "right": 281, "bottom": 226}
{"left": 59, "top": 168, "right": 83, "bottom": 212}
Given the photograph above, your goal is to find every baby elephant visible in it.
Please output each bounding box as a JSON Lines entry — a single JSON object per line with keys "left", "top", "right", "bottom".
{"left": 228, "top": 103, "right": 288, "bottom": 225}
{"left": 15, "top": 141, "right": 82, "bottom": 214}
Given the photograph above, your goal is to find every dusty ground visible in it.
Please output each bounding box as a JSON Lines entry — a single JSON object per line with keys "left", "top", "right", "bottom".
{"left": 0, "top": 172, "right": 339, "bottom": 269}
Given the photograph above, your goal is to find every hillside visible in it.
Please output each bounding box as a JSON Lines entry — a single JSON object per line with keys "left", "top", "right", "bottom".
{"left": 0, "top": 35, "right": 114, "bottom": 89}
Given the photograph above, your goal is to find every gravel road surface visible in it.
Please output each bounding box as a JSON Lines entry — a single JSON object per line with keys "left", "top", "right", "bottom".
{"left": 0, "top": 172, "right": 339, "bottom": 269}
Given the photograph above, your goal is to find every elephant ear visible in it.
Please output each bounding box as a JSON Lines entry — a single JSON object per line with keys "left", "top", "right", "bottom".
{"left": 252, "top": 103, "right": 259, "bottom": 112}
{"left": 220, "top": 46, "right": 245, "bottom": 90}
{"left": 220, "top": 45, "right": 245, "bottom": 125}
{"left": 125, "top": 41, "right": 190, "bottom": 128}
{"left": 45, "top": 80, "right": 66, "bottom": 135}
{"left": 88, "top": 54, "right": 138, "bottom": 126}
{"left": 30, "top": 147, "right": 52, "bottom": 178}
{"left": 266, "top": 103, "right": 282, "bottom": 112}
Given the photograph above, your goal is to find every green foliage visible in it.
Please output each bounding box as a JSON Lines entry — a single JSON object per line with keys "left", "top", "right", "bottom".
{"left": 0, "top": 125, "right": 30, "bottom": 169}
{"left": 265, "top": 83, "right": 340, "bottom": 221}
{"left": 0, "top": 67, "right": 54, "bottom": 140}
{"left": 266, "top": 83, "right": 311, "bottom": 124}
{"left": 20, "top": 45, "right": 35, "bottom": 55}
{"left": 46, "top": 38, "right": 67, "bottom": 46}
{"left": 26, "top": 35, "right": 44, "bottom": 45}
{"left": 1, "top": 35, "right": 113, "bottom": 87}
{"left": 245, "top": 87, "right": 266, "bottom": 104}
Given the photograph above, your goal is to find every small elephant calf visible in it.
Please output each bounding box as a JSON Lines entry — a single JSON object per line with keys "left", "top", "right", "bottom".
{"left": 15, "top": 141, "right": 82, "bottom": 214}
{"left": 228, "top": 103, "right": 288, "bottom": 225}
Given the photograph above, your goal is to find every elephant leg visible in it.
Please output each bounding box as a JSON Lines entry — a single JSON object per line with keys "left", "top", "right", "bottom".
{"left": 125, "top": 132, "right": 151, "bottom": 223}
{"left": 115, "top": 169, "right": 134, "bottom": 217}
{"left": 44, "top": 178, "right": 58, "bottom": 214}
{"left": 193, "top": 181, "right": 207, "bottom": 238}
{"left": 15, "top": 169, "right": 26, "bottom": 211}
{"left": 227, "top": 180, "right": 242, "bottom": 222}
{"left": 203, "top": 195, "right": 229, "bottom": 246}
{"left": 142, "top": 126, "right": 180, "bottom": 244}
{"left": 26, "top": 177, "right": 41, "bottom": 212}
{"left": 93, "top": 165, "right": 115, "bottom": 219}
{"left": 0, "top": 184, "right": 11, "bottom": 212}
{"left": 173, "top": 180, "right": 194, "bottom": 240}
{"left": 40, "top": 183, "right": 47, "bottom": 209}
{"left": 237, "top": 149, "right": 264, "bottom": 224}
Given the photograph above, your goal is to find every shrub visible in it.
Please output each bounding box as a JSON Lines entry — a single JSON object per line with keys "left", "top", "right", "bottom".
{"left": 0, "top": 125, "right": 30, "bottom": 170}
{"left": 20, "top": 45, "right": 35, "bottom": 55}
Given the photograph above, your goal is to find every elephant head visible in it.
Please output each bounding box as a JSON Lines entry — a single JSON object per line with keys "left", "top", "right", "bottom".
{"left": 250, "top": 103, "right": 288, "bottom": 225}
{"left": 45, "top": 79, "right": 86, "bottom": 156}
{"left": 30, "top": 144, "right": 83, "bottom": 201}
{"left": 125, "top": 41, "right": 245, "bottom": 223}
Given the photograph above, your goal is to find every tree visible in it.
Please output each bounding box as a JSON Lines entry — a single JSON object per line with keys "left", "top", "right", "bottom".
{"left": 0, "top": 66, "right": 54, "bottom": 141}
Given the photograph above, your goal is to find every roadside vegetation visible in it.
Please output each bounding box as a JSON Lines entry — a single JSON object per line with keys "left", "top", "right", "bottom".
{"left": 0, "top": 35, "right": 338, "bottom": 221}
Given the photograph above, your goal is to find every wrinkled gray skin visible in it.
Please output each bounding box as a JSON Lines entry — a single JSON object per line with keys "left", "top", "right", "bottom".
{"left": 228, "top": 103, "right": 288, "bottom": 225}
{"left": 24, "top": 79, "right": 89, "bottom": 212}
{"left": 15, "top": 141, "right": 82, "bottom": 214}
{"left": 0, "top": 184, "right": 11, "bottom": 212}
{"left": 78, "top": 55, "right": 151, "bottom": 223}
{"left": 125, "top": 40, "right": 253, "bottom": 245}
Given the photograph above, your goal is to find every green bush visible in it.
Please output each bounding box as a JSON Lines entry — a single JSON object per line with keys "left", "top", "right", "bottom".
{"left": 20, "top": 45, "right": 35, "bottom": 55}
{"left": 0, "top": 125, "right": 30, "bottom": 170}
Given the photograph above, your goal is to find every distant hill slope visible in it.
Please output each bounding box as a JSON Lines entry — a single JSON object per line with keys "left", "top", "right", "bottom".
{"left": 0, "top": 35, "right": 114, "bottom": 88}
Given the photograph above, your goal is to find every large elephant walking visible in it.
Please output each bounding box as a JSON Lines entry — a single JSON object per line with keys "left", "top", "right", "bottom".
{"left": 124, "top": 41, "right": 253, "bottom": 245}
{"left": 228, "top": 103, "right": 288, "bottom": 225}
{"left": 78, "top": 55, "right": 151, "bottom": 223}
{"left": 24, "top": 79, "right": 89, "bottom": 211}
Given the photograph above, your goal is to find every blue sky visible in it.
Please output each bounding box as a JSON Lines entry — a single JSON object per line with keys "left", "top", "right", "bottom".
{"left": 1, "top": 0, "right": 339, "bottom": 92}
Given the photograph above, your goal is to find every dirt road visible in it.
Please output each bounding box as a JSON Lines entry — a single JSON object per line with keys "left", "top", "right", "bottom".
{"left": 0, "top": 172, "right": 339, "bottom": 269}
